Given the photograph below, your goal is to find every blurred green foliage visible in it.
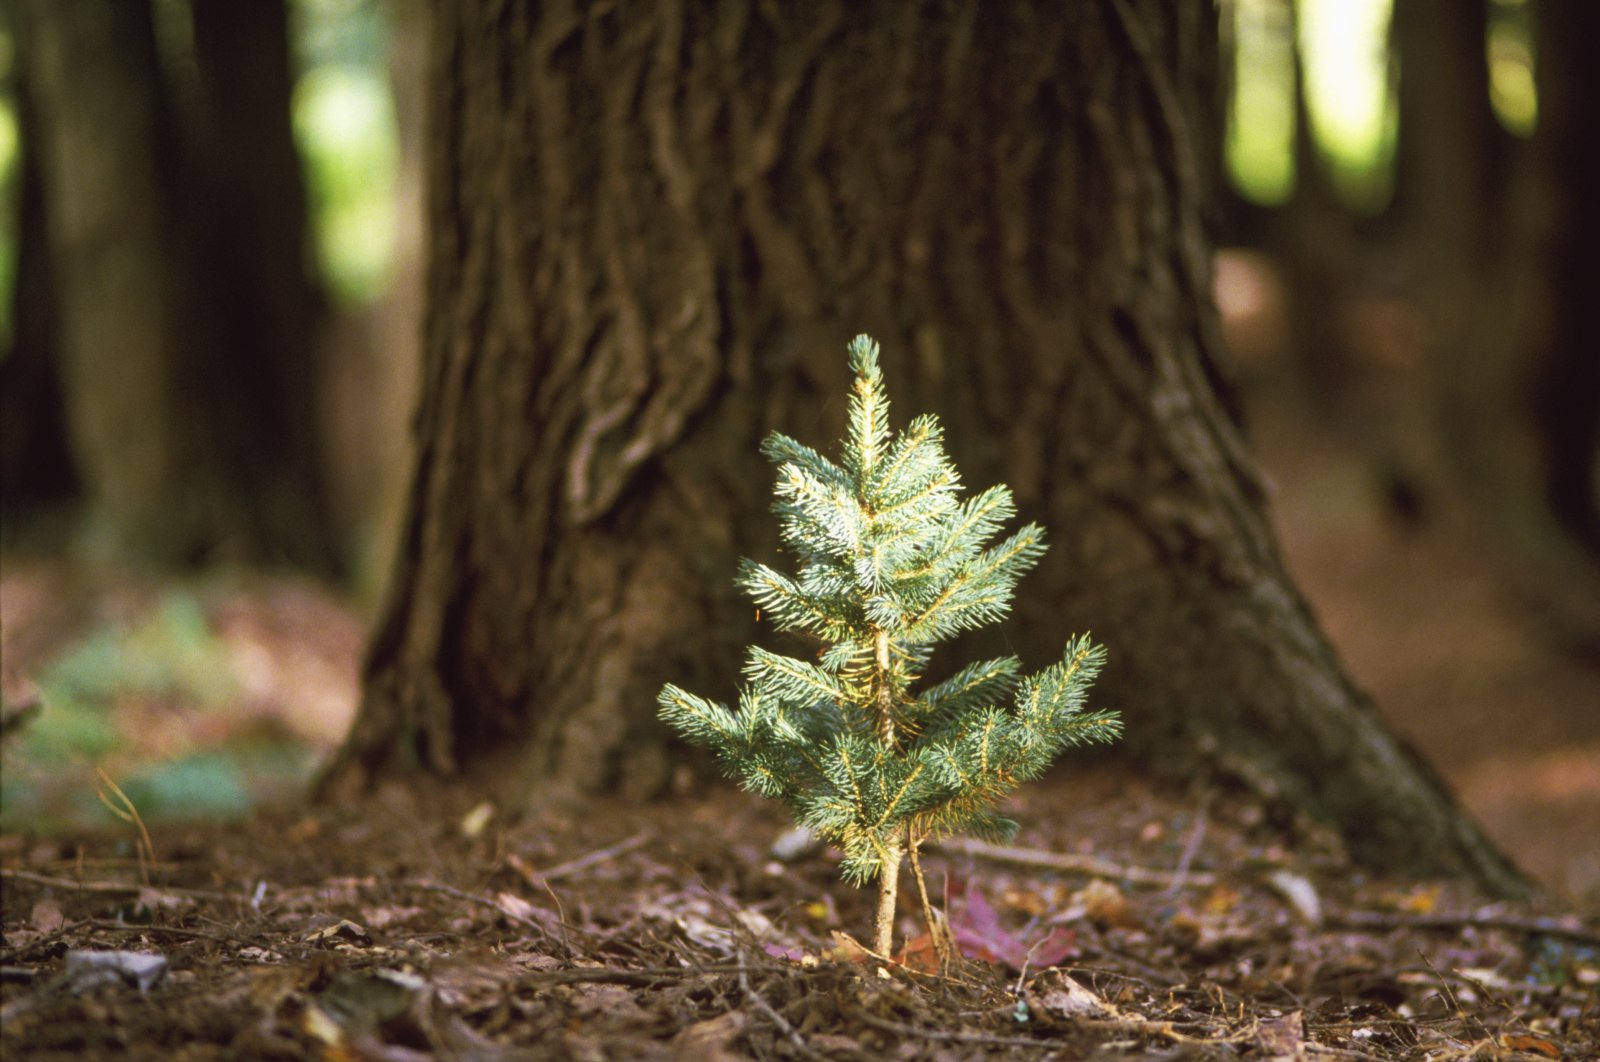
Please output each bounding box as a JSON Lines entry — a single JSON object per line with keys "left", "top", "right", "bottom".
{"left": 33, "top": 594, "right": 236, "bottom": 747}
{"left": 1488, "top": 0, "right": 1537, "bottom": 136}
{"left": 0, "top": 56, "right": 16, "bottom": 355}
{"left": 0, "top": 590, "right": 316, "bottom": 831}
{"left": 0, "top": 2, "right": 1545, "bottom": 331}
{"left": 1226, "top": 0, "right": 1536, "bottom": 216}
{"left": 291, "top": 0, "right": 399, "bottom": 305}
{"left": 0, "top": 0, "right": 399, "bottom": 335}
{"left": 1227, "top": 0, "right": 1297, "bottom": 206}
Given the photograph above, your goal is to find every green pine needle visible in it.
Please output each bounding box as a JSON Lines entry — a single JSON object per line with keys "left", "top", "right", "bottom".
{"left": 657, "top": 334, "right": 1120, "bottom": 892}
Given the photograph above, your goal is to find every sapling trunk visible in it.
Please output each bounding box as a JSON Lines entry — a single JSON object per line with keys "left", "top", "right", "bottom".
{"left": 873, "top": 842, "right": 902, "bottom": 958}
{"left": 658, "top": 335, "right": 1120, "bottom": 964}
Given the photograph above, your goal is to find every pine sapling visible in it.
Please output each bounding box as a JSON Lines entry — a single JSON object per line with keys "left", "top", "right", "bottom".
{"left": 659, "top": 335, "right": 1121, "bottom": 960}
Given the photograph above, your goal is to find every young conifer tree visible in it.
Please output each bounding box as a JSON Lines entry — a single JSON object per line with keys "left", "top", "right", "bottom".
{"left": 659, "top": 335, "right": 1121, "bottom": 959}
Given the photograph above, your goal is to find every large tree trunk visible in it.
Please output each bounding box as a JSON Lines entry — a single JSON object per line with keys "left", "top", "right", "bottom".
{"left": 15, "top": 0, "right": 337, "bottom": 573}
{"left": 325, "top": 0, "right": 1521, "bottom": 895}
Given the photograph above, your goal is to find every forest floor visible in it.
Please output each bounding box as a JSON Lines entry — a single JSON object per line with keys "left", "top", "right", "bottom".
{"left": 2, "top": 766, "right": 1597, "bottom": 1059}
{"left": 4, "top": 353, "right": 1600, "bottom": 1058}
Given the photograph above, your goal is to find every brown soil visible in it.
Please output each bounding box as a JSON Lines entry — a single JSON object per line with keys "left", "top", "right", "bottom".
{"left": 3, "top": 766, "right": 1598, "bottom": 1059}
{"left": 1248, "top": 384, "right": 1600, "bottom": 907}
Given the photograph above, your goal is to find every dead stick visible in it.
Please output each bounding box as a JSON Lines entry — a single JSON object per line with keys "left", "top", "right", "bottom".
{"left": 907, "top": 830, "right": 952, "bottom": 972}
{"left": 1332, "top": 910, "right": 1600, "bottom": 947}
{"left": 1164, "top": 802, "right": 1209, "bottom": 896}
{"left": 848, "top": 1007, "right": 1057, "bottom": 1050}
{"left": 931, "top": 838, "right": 1215, "bottom": 887}
{"left": 537, "top": 830, "right": 654, "bottom": 882}
{"left": 518, "top": 963, "right": 769, "bottom": 987}
{"left": 406, "top": 879, "right": 577, "bottom": 953}
{"left": 739, "top": 966, "right": 827, "bottom": 1060}
{"left": 85, "top": 919, "right": 292, "bottom": 959}
{"left": 0, "top": 868, "right": 233, "bottom": 902}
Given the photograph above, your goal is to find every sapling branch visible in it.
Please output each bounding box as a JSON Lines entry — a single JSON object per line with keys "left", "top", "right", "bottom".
{"left": 658, "top": 335, "right": 1121, "bottom": 962}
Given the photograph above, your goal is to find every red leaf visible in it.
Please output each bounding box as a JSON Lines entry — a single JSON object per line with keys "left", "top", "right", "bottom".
{"left": 951, "top": 885, "right": 1077, "bottom": 970}
{"left": 895, "top": 933, "right": 943, "bottom": 974}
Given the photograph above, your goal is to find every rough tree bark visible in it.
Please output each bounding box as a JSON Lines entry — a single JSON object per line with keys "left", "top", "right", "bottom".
{"left": 15, "top": 0, "right": 337, "bottom": 573}
{"left": 324, "top": 0, "right": 1521, "bottom": 895}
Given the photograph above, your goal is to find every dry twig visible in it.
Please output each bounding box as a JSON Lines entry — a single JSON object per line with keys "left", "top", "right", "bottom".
{"left": 535, "top": 830, "right": 655, "bottom": 882}
{"left": 516, "top": 963, "right": 766, "bottom": 987}
{"left": 932, "top": 837, "right": 1216, "bottom": 887}
{"left": 1334, "top": 909, "right": 1600, "bottom": 947}
{"left": 0, "top": 868, "right": 233, "bottom": 902}
{"left": 92, "top": 768, "right": 156, "bottom": 886}
{"left": 406, "top": 878, "right": 576, "bottom": 953}
{"left": 738, "top": 966, "right": 826, "bottom": 1060}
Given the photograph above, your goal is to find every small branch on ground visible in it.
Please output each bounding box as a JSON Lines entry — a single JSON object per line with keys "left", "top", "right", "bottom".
{"left": 515, "top": 963, "right": 774, "bottom": 987}
{"left": 738, "top": 966, "right": 827, "bottom": 1060}
{"left": 0, "top": 868, "right": 234, "bottom": 902}
{"left": 1332, "top": 909, "right": 1600, "bottom": 947}
{"left": 1164, "top": 801, "right": 1210, "bottom": 896}
{"left": 405, "top": 879, "right": 576, "bottom": 953}
{"left": 932, "top": 837, "right": 1216, "bottom": 887}
{"left": 525, "top": 830, "right": 655, "bottom": 883}
{"left": 85, "top": 919, "right": 292, "bottom": 959}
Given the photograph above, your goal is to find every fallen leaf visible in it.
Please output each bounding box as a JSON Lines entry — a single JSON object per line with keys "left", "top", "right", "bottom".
{"left": 568, "top": 982, "right": 650, "bottom": 1022}
{"left": 495, "top": 891, "right": 539, "bottom": 921}
{"left": 1396, "top": 884, "right": 1441, "bottom": 914}
{"left": 895, "top": 933, "right": 942, "bottom": 974}
{"left": 802, "top": 898, "right": 835, "bottom": 924}
{"left": 771, "top": 826, "right": 819, "bottom": 862}
{"left": 30, "top": 898, "right": 64, "bottom": 933}
{"left": 646, "top": 892, "right": 784, "bottom": 957}
{"left": 1500, "top": 1033, "right": 1561, "bottom": 1059}
{"left": 305, "top": 919, "right": 371, "bottom": 946}
{"left": 1027, "top": 972, "right": 1114, "bottom": 1020}
{"left": 136, "top": 888, "right": 191, "bottom": 914}
{"left": 1201, "top": 885, "right": 1242, "bottom": 915}
{"left": 459, "top": 801, "right": 495, "bottom": 838}
{"left": 952, "top": 885, "right": 1077, "bottom": 970}
{"left": 287, "top": 816, "right": 321, "bottom": 843}
{"left": 824, "top": 930, "right": 874, "bottom": 964}
{"left": 1265, "top": 870, "right": 1322, "bottom": 925}
{"left": 361, "top": 905, "right": 426, "bottom": 929}
{"left": 1071, "top": 879, "right": 1136, "bottom": 928}
{"left": 1001, "top": 886, "right": 1049, "bottom": 918}
{"left": 64, "top": 950, "right": 168, "bottom": 992}
{"left": 1255, "top": 1010, "right": 1305, "bottom": 1058}
{"left": 671, "top": 1010, "right": 747, "bottom": 1062}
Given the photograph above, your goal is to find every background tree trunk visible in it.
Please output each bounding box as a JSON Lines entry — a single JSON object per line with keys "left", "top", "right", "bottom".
{"left": 184, "top": 0, "right": 341, "bottom": 574}
{"left": 326, "top": 0, "right": 1521, "bottom": 896}
{"left": 0, "top": 37, "right": 78, "bottom": 516}
{"left": 1281, "top": 0, "right": 1360, "bottom": 416}
{"left": 1394, "top": 0, "right": 1599, "bottom": 571}
{"left": 15, "top": 0, "right": 337, "bottom": 573}
{"left": 1528, "top": 0, "right": 1600, "bottom": 559}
